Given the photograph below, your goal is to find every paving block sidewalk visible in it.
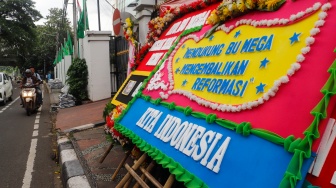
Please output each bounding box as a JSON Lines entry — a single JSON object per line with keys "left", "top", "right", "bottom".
{"left": 48, "top": 86, "right": 132, "bottom": 187}
{"left": 68, "top": 127, "right": 132, "bottom": 188}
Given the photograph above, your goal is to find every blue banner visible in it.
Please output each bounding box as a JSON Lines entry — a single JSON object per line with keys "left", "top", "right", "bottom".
{"left": 119, "top": 98, "right": 313, "bottom": 188}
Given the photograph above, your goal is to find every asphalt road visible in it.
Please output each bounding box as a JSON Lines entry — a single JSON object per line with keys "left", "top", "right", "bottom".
{"left": 0, "top": 81, "right": 61, "bottom": 188}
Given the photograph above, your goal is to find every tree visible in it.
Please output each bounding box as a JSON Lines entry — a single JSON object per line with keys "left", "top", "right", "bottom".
{"left": 27, "top": 8, "right": 72, "bottom": 76}
{"left": 0, "top": 0, "right": 42, "bottom": 61}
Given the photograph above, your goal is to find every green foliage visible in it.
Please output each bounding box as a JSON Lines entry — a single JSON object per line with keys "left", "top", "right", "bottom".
{"left": 0, "top": 0, "right": 42, "bottom": 67}
{"left": 0, "top": 4, "right": 72, "bottom": 73}
{"left": 105, "top": 133, "right": 114, "bottom": 143}
{"left": 66, "top": 58, "right": 88, "bottom": 103}
{"left": 0, "top": 0, "right": 42, "bottom": 49}
{"left": 103, "top": 102, "right": 116, "bottom": 121}
{"left": 29, "top": 8, "right": 72, "bottom": 74}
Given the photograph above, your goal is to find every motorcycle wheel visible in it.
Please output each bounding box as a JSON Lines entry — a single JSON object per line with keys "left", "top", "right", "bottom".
{"left": 26, "top": 102, "right": 32, "bottom": 116}
{"left": 26, "top": 108, "right": 31, "bottom": 116}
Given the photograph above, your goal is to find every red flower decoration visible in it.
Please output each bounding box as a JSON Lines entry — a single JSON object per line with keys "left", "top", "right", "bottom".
{"left": 111, "top": 127, "right": 122, "bottom": 138}
{"left": 106, "top": 116, "right": 113, "bottom": 128}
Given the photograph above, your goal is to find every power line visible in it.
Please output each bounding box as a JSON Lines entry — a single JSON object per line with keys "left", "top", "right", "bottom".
{"left": 100, "top": 1, "right": 112, "bottom": 17}
{"left": 104, "top": 0, "right": 113, "bottom": 8}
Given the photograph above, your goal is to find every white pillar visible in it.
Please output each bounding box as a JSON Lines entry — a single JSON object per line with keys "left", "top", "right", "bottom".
{"left": 79, "top": 39, "right": 84, "bottom": 59}
{"left": 54, "top": 66, "right": 56, "bottom": 80}
{"left": 57, "top": 63, "right": 60, "bottom": 79}
{"left": 64, "top": 55, "right": 72, "bottom": 82}
{"left": 61, "top": 59, "right": 65, "bottom": 83}
{"left": 83, "top": 31, "right": 111, "bottom": 101}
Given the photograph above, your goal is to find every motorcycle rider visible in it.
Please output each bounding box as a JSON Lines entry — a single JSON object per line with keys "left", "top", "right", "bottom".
{"left": 29, "top": 66, "right": 43, "bottom": 104}
{"left": 20, "top": 69, "right": 42, "bottom": 106}
{"left": 30, "top": 66, "right": 42, "bottom": 81}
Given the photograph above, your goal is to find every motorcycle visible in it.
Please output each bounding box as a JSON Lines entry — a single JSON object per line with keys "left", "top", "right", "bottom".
{"left": 21, "top": 83, "right": 41, "bottom": 116}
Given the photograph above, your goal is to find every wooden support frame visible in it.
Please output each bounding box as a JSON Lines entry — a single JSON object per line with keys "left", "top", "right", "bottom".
{"left": 99, "top": 142, "right": 114, "bottom": 163}
{"left": 112, "top": 150, "right": 131, "bottom": 181}
{"left": 116, "top": 153, "right": 148, "bottom": 188}
{"left": 134, "top": 161, "right": 156, "bottom": 188}
{"left": 115, "top": 153, "right": 175, "bottom": 188}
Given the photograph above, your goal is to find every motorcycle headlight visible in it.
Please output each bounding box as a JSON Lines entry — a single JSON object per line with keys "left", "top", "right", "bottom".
{"left": 23, "top": 91, "right": 33, "bottom": 97}
{"left": 27, "top": 91, "right": 33, "bottom": 97}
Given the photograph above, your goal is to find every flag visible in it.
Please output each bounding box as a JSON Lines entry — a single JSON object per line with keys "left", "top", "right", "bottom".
{"left": 58, "top": 48, "right": 62, "bottom": 63}
{"left": 77, "top": 0, "right": 89, "bottom": 38}
{"left": 64, "top": 40, "right": 69, "bottom": 56}
{"left": 61, "top": 44, "right": 66, "bottom": 57}
{"left": 67, "top": 32, "right": 73, "bottom": 55}
{"left": 77, "top": 0, "right": 82, "bottom": 13}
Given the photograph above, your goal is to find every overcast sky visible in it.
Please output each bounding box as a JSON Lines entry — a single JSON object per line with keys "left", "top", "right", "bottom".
{"left": 33, "top": 0, "right": 113, "bottom": 32}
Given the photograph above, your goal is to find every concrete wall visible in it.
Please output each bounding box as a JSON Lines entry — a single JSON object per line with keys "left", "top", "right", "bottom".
{"left": 137, "top": 13, "right": 151, "bottom": 45}
{"left": 83, "top": 31, "right": 111, "bottom": 101}
{"left": 78, "top": 39, "right": 84, "bottom": 59}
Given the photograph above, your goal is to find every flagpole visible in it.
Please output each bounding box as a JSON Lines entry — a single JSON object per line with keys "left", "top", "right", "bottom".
{"left": 73, "top": 0, "right": 78, "bottom": 58}
{"left": 97, "top": 0, "right": 101, "bottom": 31}
{"left": 84, "top": 0, "right": 87, "bottom": 31}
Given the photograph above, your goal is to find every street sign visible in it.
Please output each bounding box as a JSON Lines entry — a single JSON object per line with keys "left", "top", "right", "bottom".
{"left": 113, "top": 9, "right": 121, "bottom": 36}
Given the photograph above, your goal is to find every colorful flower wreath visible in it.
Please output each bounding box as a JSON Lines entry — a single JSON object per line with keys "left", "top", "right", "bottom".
{"left": 207, "top": 0, "right": 286, "bottom": 25}
{"left": 105, "top": 104, "right": 125, "bottom": 140}
{"left": 104, "top": 104, "right": 142, "bottom": 158}
{"left": 123, "top": 17, "right": 138, "bottom": 49}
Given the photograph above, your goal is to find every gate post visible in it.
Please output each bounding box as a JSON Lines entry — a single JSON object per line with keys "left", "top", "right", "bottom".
{"left": 83, "top": 31, "right": 112, "bottom": 101}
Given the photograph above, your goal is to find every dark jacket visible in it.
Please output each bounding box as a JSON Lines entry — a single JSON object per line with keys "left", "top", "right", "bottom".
{"left": 21, "top": 75, "right": 41, "bottom": 87}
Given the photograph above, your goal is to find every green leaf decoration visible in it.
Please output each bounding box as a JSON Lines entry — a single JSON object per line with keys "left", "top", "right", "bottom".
{"left": 280, "top": 50, "right": 336, "bottom": 187}
{"left": 311, "top": 96, "right": 329, "bottom": 118}
{"left": 186, "top": 177, "right": 207, "bottom": 188}
{"left": 168, "top": 102, "right": 176, "bottom": 110}
{"left": 161, "top": 158, "right": 172, "bottom": 167}
{"left": 191, "top": 111, "right": 207, "bottom": 119}
{"left": 304, "top": 115, "right": 322, "bottom": 140}
{"left": 284, "top": 135, "right": 295, "bottom": 151}
{"left": 251, "top": 128, "right": 285, "bottom": 145}
{"left": 178, "top": 172, "right": 193, "bottom": 183}
{"left": 288, "top": 138, "right": 302, "bottom": 153}
{"left": 170, "top": 165, "right": 184, "bottom": 175}
{"left": 205, "top": 113, "right": 217, "bottom": 124}
{"left": 280, "top": 150, "right": 305, "bottom": 187}
{"left": 153, "top": 98, "right": 162, "bottom": 105}
{"left": 236, "top": 122, "right": 252, "bottom": 136}
{"left": 184, "top": 106, "right": 193, "bottom": 116}
{"left": 143, "top": 95, "right": 151, "bottom": 101}
{"left": 215, "top": 119, "right": 237, "bottom": 130}
{"left": 166, "top": 162, "right": 177, "bottom": 169}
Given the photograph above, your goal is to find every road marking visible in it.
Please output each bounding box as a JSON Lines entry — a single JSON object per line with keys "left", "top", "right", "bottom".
{"left": 0, "top": 97, "right": 19, "bottom": 114}
{"left": 22, "top": 107, "right": 42, "bottom": 188}
{"left": 32, "top": 130, "right": 39, "bottom": 137}
{"left": 22, "top": 138, "right": 37, "bottom": 188}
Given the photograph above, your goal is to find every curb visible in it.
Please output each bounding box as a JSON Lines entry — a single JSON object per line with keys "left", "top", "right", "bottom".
{"left": 63, "top": 121, "right": 105, "bottom": 133}
{"left": 57, "top": 122, "right": 105, "bottom": 188}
